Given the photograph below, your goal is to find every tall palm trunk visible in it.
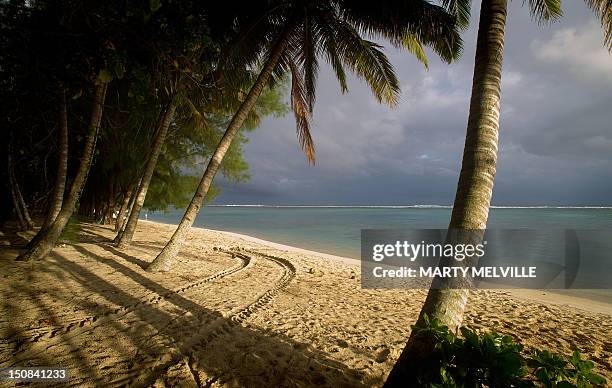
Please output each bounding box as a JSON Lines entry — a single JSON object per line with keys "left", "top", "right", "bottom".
{"left": 146, "top": 33, "right": 290, "bottom": 272}
{"left": 42, "top": 84, "right": 69, "bottom": 230}
{"left": 103, "top": 180, "right": 116, "bottom": 225}
{"left": 8, "top": 147, "right": 30, "bottom": 230}
{"left": 10, "top": 182, "right": 28, "bottom": 231}
{"left": 115, "top": 181, "right": 136, "bottom": 232}
{"left": 384, "top": 0, "right": 506, "bottom": 385}
{"left": 16, "top": 81, "right": 108, "bottom": 262}
{"left": 114, "top": 99, "right": 177, "bottom": 248}
{"left": 8, "top": 142, "right": 34, "bottom": 230}
{"left": 119, "top": 176, "right": 141, "bottom": 232}
{"left": 9, "top": 171, "right": 28, "bottom": 230}
{"left": 13, "top": 169, "right": 34, "bottom": 230}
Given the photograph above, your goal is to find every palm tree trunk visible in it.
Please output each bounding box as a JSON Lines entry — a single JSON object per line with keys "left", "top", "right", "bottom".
{"left": 146, "top": 33, "right": 291, "bottom": 272}
{"left": 8, "top": 149, "right": 28, "bottom": 230}
{"left": 10, "top": 184, "right": 28, "bottom": 230}
{"left": 384, "top": 0, "right": 507, "bottom": 385}
{"left": 113, "top": 118, "right": 160, "bottom": 242}
{"left": 8, "top": 143, "right": 34, "bottom": 230}
{"left": 9, "top": 176, "right": 27, "bottom": 230}
{"left": 114, "top": 99, "right": 177, "bottom": 248}
{"left": 115, "top": 181, "right": 136, "bottom": 232}
{"left": 119, "top": 177, "right": 141, "bottom": 232}
{"left": 103, "top": 180, "right": 116, "bottom": 225}
{"left": 16, "top": 81, "right": 108, "bottom": 262}
{"left": 42, "top": 83, "right": 69, "bottom": 230}
{"left": 13, "top": 170, "right": 34, "bottom": 230}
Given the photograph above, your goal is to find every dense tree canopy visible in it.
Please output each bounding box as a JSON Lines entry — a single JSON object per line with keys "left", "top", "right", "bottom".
{"left": 0, "top": 0, "right": 288, "bottom": 225}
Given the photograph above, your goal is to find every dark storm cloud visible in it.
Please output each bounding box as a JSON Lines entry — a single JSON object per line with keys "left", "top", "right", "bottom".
{"left": 214, "top": 2, "right": 612, "bottom": 206}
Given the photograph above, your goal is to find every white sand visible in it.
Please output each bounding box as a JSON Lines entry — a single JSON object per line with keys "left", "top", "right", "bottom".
{"left": 0, "top": 220, "right": 610, "bottom": 386}
{"left": 209, "top": 226, "right": 612, "bottom": 316}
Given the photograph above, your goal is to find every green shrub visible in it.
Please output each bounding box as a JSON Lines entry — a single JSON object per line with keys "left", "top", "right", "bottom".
{"left": 415, "top": 315, "right": 607, "bottom": 388}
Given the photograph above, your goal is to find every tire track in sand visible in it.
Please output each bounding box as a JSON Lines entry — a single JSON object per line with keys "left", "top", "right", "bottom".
{"left": 2, "top": 249, "right": 250, "bottom": 365}
{"left": 108, "top": 249, "right": 296, "bottom": 387}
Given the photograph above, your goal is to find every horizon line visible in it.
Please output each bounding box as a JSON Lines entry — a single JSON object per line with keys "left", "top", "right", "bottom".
{"left": 206, "top": 204, "right": 612, "bottom": 209}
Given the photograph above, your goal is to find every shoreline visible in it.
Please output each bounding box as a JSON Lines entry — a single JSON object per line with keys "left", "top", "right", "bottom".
{"left": 204, "top": 226, "right": 361, "bottom": 265}
{"left": 141, "top": 220, "right": 612, "bottom": 316}
{"left": 204, "top": 205, "right": 612, "bottom": 209}
{"left": 2, "top": 220, "right": 611, "bottom": 384}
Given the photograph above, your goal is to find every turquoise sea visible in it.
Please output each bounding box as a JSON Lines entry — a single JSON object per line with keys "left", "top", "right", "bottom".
{"left": 147, "top": 206, "right": 612, "bottom": 260}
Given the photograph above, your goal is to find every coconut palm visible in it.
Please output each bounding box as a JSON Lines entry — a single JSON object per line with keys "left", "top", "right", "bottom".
{"left": 146, "top": 0, "right": 463, "bottom": 272}
{"left": 385, "top": 0, "right": 612, "bottom": 384}
{"left": 112, "top": 0, "right": 211, "bottom": 248}
{"left": 114, "top": 97, "right": 178, "bottom": 248}
{"left": 41, "top": 83, "right": 69, "bottom": 231}
{"left": 16, "top": 80, "right": 108, "bottom": 262}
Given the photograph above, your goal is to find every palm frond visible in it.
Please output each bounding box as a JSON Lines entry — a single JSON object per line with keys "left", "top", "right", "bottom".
{"left": 441, "top": 0, "right": 471, "bottom": 29}
{"left": 301, "top": 12, "right": 319, "bottom": 113}
{"left": 327, "top": 17, "right": 400, "bottom": 106}
{"left": 334, "top": 0, "right": 463, "bottom": 62}
{"left": 584, "top": 0, "right": 612, "bottom": 50}
{"left": 217, "top": 4, "right": 290, "bottom": 89}
{"left": 403, "top": 33, "right": 429, "bottom": 69}
{"left": 326, "top": 45, "right": 349, "bottom": 93}
{"left": 288, "top": 58, "right": 316, "bottom": 164}
{"left": 525, "top": 0, "right": 563, "bottom": 23}
{"left": 269, "top": 48, "right": 292, "bottom": 88}
{"left": 313, "top": 10, "right": 349, "bottom": 93}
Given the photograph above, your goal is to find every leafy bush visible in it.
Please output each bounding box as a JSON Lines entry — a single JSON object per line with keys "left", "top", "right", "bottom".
{"left": 415, "top": 315, "right": 607, "bottom": 388}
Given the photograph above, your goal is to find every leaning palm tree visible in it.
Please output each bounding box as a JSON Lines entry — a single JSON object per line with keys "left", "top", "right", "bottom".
{"left": 114, "top": 96, "right": 178, "bottom": 248}
{"left": 146, "top": 0, "right": 463, "bottom": 272}
{"left": 16, "top": 79, "right": 109, "bottom": 262}
{"left": 113, "top": 67, "right": 270, "bottom": 247}
{"left": 385, "top": 0, "right": 612, "bottom": 384}
{"left": 41, "top": 83, "right": 69, "bottom": 231}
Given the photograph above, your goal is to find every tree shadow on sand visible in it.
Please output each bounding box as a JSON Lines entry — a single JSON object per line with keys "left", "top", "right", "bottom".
{"left": 97, "top": 243, "right": 150, "bottom": 269}
{"left": 1, "top": 241, "right": 377, "bottom": 387}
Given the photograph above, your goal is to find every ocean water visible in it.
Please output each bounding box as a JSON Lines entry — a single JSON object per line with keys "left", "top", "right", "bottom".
{"left": 147, "top": 206, "right": 612, "bottom": 260}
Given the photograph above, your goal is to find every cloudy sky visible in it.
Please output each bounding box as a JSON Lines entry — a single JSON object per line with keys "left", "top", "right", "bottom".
{"left": 215, "top": 2, "right": 612, "bottom": 206}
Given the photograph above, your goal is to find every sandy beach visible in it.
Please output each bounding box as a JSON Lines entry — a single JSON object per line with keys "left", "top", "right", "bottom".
{"left": 1, "top": 220, "right": 611, "bottom": 386}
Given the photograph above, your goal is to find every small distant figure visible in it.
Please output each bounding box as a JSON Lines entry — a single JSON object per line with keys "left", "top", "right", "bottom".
{"left": 145, "top": 213, "right": 148, "bottom": 220}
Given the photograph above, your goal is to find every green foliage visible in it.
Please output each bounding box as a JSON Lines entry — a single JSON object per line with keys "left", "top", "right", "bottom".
{"left": 144, "top": 175, "right": 219, "bottom": 212}
{"left": 415, "top": 315, "right": 607, "bottom": 388}
{"left": 139, "top": 79, "right": 288, "bottom": 213}
{"left": 528, "top": 350, "right": 607, "bottom": 388}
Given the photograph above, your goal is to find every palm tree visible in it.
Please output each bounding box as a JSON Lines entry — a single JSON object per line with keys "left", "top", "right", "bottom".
{"left": 385, "top": 0, "right": 612, "bottom": 384}
{"left": 146, "top": 0, "right": 463, "bottom": 272}
{"left": 8, "top": 139, "right": 34, "bottom": 231}
{"left": 113, "top": 2, "right": 247, "bottom": 248}
{"left": 114, "top": 97, "right": 178, "bottom": 248}
{"left": 16, "top": 80, "right": 108, "bottom": 262}
{"left": 41, "top": 83, "right": 69, "bottom": 231}
{"left": 114, "top": 179, "right": 137, "bottom": 232}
